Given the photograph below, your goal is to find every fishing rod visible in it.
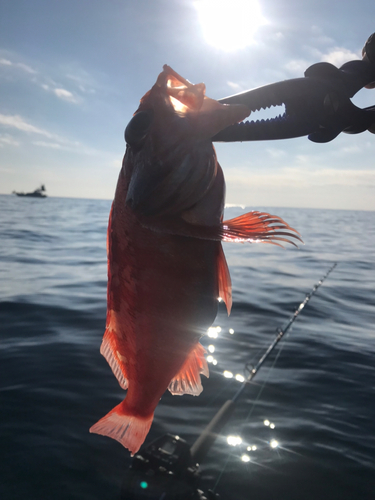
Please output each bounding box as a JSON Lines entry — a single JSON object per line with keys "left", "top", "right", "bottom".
{"left": 119, "top": 263, "right": 337, "bottom": 500}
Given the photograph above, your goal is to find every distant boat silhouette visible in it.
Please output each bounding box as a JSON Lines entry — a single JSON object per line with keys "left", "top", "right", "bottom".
{"left": 13, "top": 185, "right": 47, "bottom": 198}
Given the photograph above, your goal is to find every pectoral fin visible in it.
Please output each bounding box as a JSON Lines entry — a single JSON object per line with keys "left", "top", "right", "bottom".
{"left": 137, "top": 210, "right": 301, "bottom": 248}
{"left": 222, "top": 211, "right": 302, "bottom": 247}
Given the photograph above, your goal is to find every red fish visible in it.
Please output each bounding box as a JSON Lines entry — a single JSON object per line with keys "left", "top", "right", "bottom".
{"left": 90, "top": 66, "right": 300, "bottom": 455}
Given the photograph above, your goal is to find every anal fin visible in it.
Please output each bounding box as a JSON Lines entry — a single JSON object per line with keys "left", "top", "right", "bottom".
{"left": 168, "top": 343, "right": 209, "bottom": 396}
{"left": 100, "top": 328, "right": 129, "bottom": 390}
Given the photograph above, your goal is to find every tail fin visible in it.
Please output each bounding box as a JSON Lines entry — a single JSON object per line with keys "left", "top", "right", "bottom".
{"left": 90, "top": 401, "right": 154, "bottom": 455}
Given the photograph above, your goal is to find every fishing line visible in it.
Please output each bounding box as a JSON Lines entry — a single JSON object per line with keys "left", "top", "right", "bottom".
{"left": 211, "top": 342, "right": 288, "bottom": 494}
{"left": 233, "top": 261, "right": 337, "bottom": 403}
{"left": 203, "top": 344, "right": 266, "bottom": 409}
{"left": 243, "top": 331, "right": 289, "bottom": 423}
{"left": 210, "top": 262, "right": 338, "bottom": 492}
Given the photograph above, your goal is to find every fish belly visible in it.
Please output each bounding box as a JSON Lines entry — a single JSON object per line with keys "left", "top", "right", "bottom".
{"left": 90, "top": 167, "right": 219, "bottom": 453}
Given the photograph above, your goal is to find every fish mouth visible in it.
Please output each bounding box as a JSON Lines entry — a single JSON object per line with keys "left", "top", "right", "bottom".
{"left": 157, "top": 65, "right": 251, "bottom": 138}
{"left": 158, "top": 65, "right": 206, "bottom": 114}
{"left": 157, "top": 66, "right": 292, "bottom": 141}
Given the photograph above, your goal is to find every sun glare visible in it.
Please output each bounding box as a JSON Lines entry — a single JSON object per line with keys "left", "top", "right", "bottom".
{"left": 196, "top": 0, "right": 266, "bottom": 51}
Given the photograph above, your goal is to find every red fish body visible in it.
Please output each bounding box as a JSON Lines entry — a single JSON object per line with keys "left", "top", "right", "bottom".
{"left": 90, "top": 66, "right": 300, "bottom": 454}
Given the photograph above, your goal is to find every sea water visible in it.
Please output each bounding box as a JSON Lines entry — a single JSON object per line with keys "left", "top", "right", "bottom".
{"left": 0, "top": 194, "right": 374, "bottom": 500}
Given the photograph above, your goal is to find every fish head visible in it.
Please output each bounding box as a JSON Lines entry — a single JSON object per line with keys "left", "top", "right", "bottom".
{"left": 124, "top": 65, "right": 250, "bottom": 218}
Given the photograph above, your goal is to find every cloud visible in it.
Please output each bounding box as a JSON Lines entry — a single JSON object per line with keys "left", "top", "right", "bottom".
{"left": 0, "top": 114, "right": 54, "bottom": 138}
{"left": 228, "top": 166, "right": 375, "bottom": 189}
{"left": 40, "top": 83, "right": 78, "bottom": 103}
{"left": 65, "top": 72, "right": 96, "bottom": 94}
{"left": 0, "top": 58, "right": 12, "bottom": 66}
{"left": 284, "top": 59, "right": 310, "bottom": 76}
{"left": 0, "top": 133, "right": 20, "bottom": 147}
{"left": 0, "top": 57, "right": 37, "bottom": 74}
{"left": 0, "top": 53, "right": 79, "bottom": 103}
{"left": 0, "top": 114, "right": 102, "bottom": 153}
{"left": 227, "top": 81, "right": 242, "bottom": 91}
{"left": 266, "top": 148, "right": 287, "bottom": 159}
{"left": 53, "top": 87, "right": 77, "bottom": 103}
{"left": 322, "top": 48, "right": 360, "bottom": 67}
{"left": 338, "top": 145, "right": 362, "bottom": 155}
{"left": 31, "top": 135, "right": 113, "bottom": 158}
{"left": 15, "top": 62, "right": 37, "bottom": 74}
{"left": 32, "top": 141, "right": 64, "bottom": 149}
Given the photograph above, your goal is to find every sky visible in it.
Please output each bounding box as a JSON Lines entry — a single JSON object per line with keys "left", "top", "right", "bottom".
{"left": 0, "top": 0, "right": 375, "bottom": 210}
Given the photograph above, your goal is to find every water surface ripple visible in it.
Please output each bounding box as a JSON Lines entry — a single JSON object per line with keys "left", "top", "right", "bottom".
{"left": 0, "top": 195, "right": 374, "bottom": 499}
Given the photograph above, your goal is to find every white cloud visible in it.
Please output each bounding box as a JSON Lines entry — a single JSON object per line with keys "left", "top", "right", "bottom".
{"left": 30, "top": 134, "right": 114, "bottom": 158}
{"left": 284, "top": 59, "right": 310, "bottom": 77}
{"left": 0, "top": 114, "right": 54, "bottom": 138}
{"left": 0, "top": 57, "right": 37, "bottom": 74}
{"left": 53, "top": 87, "right": 77, "bottom": 103}
{"left": 0, "top": 58, "right": 12, "bottom": 66}
{"left": 266, "top": 148, "right": 286, "bottom": 159}
{"left": 0, "top": 53, "right": 79, "bottom": 103}
{"left": 0, "top": 114, "right": 101, "bottom": 153}
{"left": 0, "top": 133, "right": 20, "bottom": 147}
{"left": 321, "top": 48, "right": 360, "bottom": 67}
{"left": 65, "top": 72, "right": 96, "bottom": 94}
{"left": 228, "top": 166, "right": 375, "bottom": 189}
{"left": 15, "top": 62, "right": 37, "bottom": 74}
{"left": 339, "top": 145, "right": 362, "bottom": 155}
{"left": 282, "top": 44, "right": 362, "bottom": 83}
{"left": 227, "top": 81, "right": 242, "bottom": 91}
{"left": 41, "top": 82, "right": 78, "bottom": 102}
{"left": 224, "top": 166, "right": 375, "bottom": 210}
{"left": 32, "top": 141, "right": 64, "bottom": 149}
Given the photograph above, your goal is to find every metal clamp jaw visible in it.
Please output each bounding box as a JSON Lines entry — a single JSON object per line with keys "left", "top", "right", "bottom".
{"left": 213, "top": 33, "right": 375, "bottom": 144}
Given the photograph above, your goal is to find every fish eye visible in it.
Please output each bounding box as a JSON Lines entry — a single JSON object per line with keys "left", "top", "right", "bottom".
{"left": 124, "top": 110, "right": 154, "bottom": 148}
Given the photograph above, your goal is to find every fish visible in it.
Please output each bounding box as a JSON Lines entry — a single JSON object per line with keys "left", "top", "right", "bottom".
{"left": 89, "top": 65, "right": 301, "bottom": 455}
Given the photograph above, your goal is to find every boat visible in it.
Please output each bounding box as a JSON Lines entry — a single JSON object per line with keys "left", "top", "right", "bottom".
{"left": 13, "top": 185, "right": 47, "bottom": 198}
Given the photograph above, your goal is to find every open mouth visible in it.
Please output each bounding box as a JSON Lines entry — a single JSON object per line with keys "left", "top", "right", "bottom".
{"left": 161, "top": 65, "right": 205, "bottom": 113}
{"left": 160, "top": 65, "right": 292, "bottom": 141}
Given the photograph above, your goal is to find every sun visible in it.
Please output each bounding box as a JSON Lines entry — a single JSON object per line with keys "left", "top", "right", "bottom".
{"left": 195, "top": 0, "right": 266, "bottom": 51}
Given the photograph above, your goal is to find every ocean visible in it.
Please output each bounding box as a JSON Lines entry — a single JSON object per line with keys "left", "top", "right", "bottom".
{"left": 0, "top": 193, "right": 374, "bottom": 500}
